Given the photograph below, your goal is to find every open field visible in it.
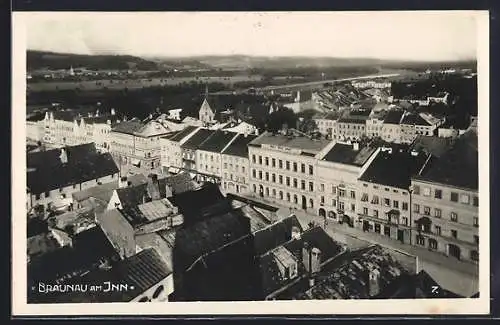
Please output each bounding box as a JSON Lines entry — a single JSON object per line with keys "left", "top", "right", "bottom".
{"left": 27, "top": 75, "right": 265, "bottom": 92}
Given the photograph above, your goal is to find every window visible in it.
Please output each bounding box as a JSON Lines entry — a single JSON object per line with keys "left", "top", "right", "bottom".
{"left": 301, "top": 180, "right": 306, "bottom": 190}
{"left": 266, "top": 187, "right": 270, "bottom": 196}
{"left": 363, "top": 207, "right": 368, "bottom": 215}
{"left": 279, "top": 191, "right": 283, "bottom": 200}
{"left": 265, "top": 172, "right": 269, "bottom": 181}
{"left": 293, "top": 195, "right": 298, "bottom": 204}
{"left": 393, "top": 200, "right": 399, "bottom": 209}
{"left": 351, "top": 204, "right": 355, "bottom": 211}
{"left": 434, "top": 208, "right": 442, "bottom": 218}
{"left": 384, "top": 198, "right": 390, "bottom": 207}
{"left": 293, "top": 162, "right": 297, "bottom": 172}
{"left": 332, "top": 199, "right": 337, "bottom": 207}
{"left": 44, "top": 191, "right": 50, "bottom": 198}
{"left": 258, "top": 156, "right": 262, "bottom": 165}
{"left": 286, "top": 161, "right": 290, "bottom": 170}
{"left": 413, "top": 185, "right": 420, "bottom": 195}
{"left": 373, "top": 210, "right": 379, "bottom": 217}
{"left": 339, "top": 189, "right": 346, "bottom": 197}
{"left": 434, "top": 189, "right": 442, "bottom": 199}
{"left": 242, "top": 166, "right": 245, "bottom": 173}
{"left": 474, "top": 235, "right": 479, "bottom": 244}
{"left": 293, "top": 178, "right": 298, "bottom": 188}
{"left": 451, "top": 230, "right": 457, "bottom": 239}
{"left": 152, "top": 285, "right": 165, "bottom": 299}
{"left": 413, "top": 204, "right": 420, "bottom": 213}
{"left": 35, "top": 193, "right": 41, "bottom": 200}
{"left": 59, "top": 187, "right": 64, "bottom": 192}
{"left": 320, "top": 184, "right": 325, "bottom": 192}
{"left": 309, "top": 165, "right": 314, "bottom": 175}
{"left": 309, "top": 182, "right": 314, "bottom": 192}
{"left": 272, "top": 174, "right": 276, "bottom": 183}
{"left": 272, "top": 189, "right": 276, "bottom": 197}
{"left": 309, "top": 199, "right": 314, "bottom": 208}
{"left": 332, "top": 186, "right": 337, "bottom": 194}
{"left": 435, "top": 225, "right": 441, "bottom": 235}
{"left": 450, "top": 212, "right": 458, "bottom": 222}
{"left": 473, "top": 217, "right": 478, "bottom": 227}
{"left": 470, "top": 250, "right": 479, "bottom": 262}
{"left": 450, "top": 192, "right": 459, "bottom": 202}
{"left": 339, "top": 202, "right": 345, "bottom": 211}
{"left": 279, "top": 160, "right": 283, "bottom": 169}
{"left": 265, "top": 157, "right": 269, "bottom": 166}
{"left": 402, "top": 202, "right": 408, "bottom": 211}
{"left": 402, "top": 217, "right": 408, "bottom": 226}
{"left": 279, "top": 175, "right": 283, "bottom": 184}
{"left": 363, "top": 183, "right": 368, "bottom": 187}
{"left": 253, "top": 184, "right": 256, "bottom": 193}
{"left": 424, "top": 206, "right": 430, "bottom": 215}
{"left": 473, "top": 196, "right": 479, "bottom": 207}
{"left": 429, "top": 239, "right": 438, "bottom": 250}
{"left": 361, "top": 193, "right": 368, "bottom": 202}
{"left": 371, "top": 195, "right": 379, "bottom": 204}
{"left": 460, "top": 194, "right": 470, "bottom": 204}
{"left": 416, "top": 235, "right": 425, "bottom": 246}
{"left": 252, "top": 169, "right": 256, "bottom": 178}
{"left": 301, "top": 163, "right": 306, "bottom": 173}
{"left": 423, "top": 187, "right": 431, "bottom": 196}
{"left": 321, "top": 196, "right": 325, "bottom": 204}
{"left": 286, "top": 177, "right": 290, "bottom": 186}
{"left": 272, "top": 158, "right": 276, "bottom": 167}
{"left": 224, "top": 163, "right": 228, "bottom": 169}
{"left": 385, "top": 188, "right": 389, "bottom": 192}
{"left": 350, "top": 191, "right": 356, "bottom": 199}
{"left": 258, "top": 171, "right": 262, "bottom": 180}
{"left": 287, "top": 193, "right": 291, "bottom": 202}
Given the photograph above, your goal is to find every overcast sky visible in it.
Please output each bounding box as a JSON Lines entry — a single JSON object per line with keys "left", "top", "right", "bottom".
{"left": 24, "top": 11, "right": 480, "bottom": 61}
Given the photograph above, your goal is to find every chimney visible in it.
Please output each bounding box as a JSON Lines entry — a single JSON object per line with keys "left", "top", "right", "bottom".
{"left": 368, "top": 268, "right": 381, "bottom": 297}
{"left": 59, "top": 148, "right": 68, "bottom": 164}
{"left": 353, "top": 142, "right": 359, "bottom": 151}
{"left": 411, "top": 150, "right": 419, "bottom": 157}
{"left": 147, "top": 174, "right": 161, "bottom": 200}
{"left": 111, "top": 108, "right": 116, "bottom": 116}
{"left": 291, "top": 226, "right": 301, "bottom": 240}
{"left": 119, "top": 177, "right": 128, "bottom": 188}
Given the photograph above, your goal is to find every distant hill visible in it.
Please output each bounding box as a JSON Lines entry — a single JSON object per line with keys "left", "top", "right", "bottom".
{"left": 27, "top": 50, "right": 160, "bottom": 71}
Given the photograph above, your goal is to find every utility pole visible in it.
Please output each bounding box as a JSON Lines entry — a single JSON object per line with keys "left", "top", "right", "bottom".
{"left": 408, "top": 185, "right": 414, "bottom": 246}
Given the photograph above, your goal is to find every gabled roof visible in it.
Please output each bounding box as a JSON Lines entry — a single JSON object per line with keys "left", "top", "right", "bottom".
{"left": 166, "top": 126, "right": 198, "bottom": 142}
{"left": 72, "top": 174, "right": 148, "bottom": 203}
{"left": 359, "top": 150, "right": 429, "bottom": 189}
{"left": 401, "top": 113, "right": 432, "bottom": 126}
{"left": 111, "top": 118, "right": 144, "bottom": 135}
{"left": 198, "top": 130, "right": 238, "bottom": 153}
{"left": 414, "top": 131, "right": 478, "bottom": 190}
{"left": 181, "top": 128, "right": 216, "bottom": 150}
{"left": 253, "top": 215, "right": 303, "bottom": 256}
{"left": 27, "top": 143, "right": 119, "bottom": 194}
{"left": 221, "top": 133, "right": 258, "bottom": 158}
{"left": 410, "top": 136, "right": 454, "bottom": 158}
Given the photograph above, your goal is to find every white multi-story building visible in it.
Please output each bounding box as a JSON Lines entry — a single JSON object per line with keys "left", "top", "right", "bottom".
{"left": 332, "top": 117, "right": 368, "bottom": 141}
{"left": 380, "top": 110, "right": 404, "bottom": 143}
{"left": 352, "top": 80, "right": 392, "bottom": 89}
{"left": 316, "top": 142, "right": 379, "bottom": 226}
{"left": 247, "top": 130, "right": 331, "bottom": 212}
{"left": 109, "top": 116, "right": 184, "bottom": 171}
{"left": 400, "top": 112, "right": 438, "bottom": 143}
{"left": 195, "top": 130, "right": 238, "bottom": 184}
{"left": 220, "top": 133, "right": 258, "bottom": 195}
{"left": 160, "top": 126, "right": 200, "bottom": 174}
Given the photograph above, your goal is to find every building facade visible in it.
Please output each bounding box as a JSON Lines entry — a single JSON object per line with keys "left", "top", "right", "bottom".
{"left": 332, "top": 117, "right": 367, "bottom": 141}
{"left": 160, "top": 126, "right": 199, "bottom": 174}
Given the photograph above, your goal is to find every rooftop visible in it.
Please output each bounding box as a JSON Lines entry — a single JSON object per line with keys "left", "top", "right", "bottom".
{"left": 359, "top": 149, "right": 430, "bottom": 189}
{"left": 72, "top": 174, "right": 148, "bottom": 204}
{"left": 253, "top": 215, "right": 303, "bottom": 256}
{"left": 410, "top": 136, "right": 454, "bottom": 158}
{"left": 414, "top": 131, "right": 478, "bottom": 190}
{"left": 165, "top": 125, "right": 198, "bottom": 142}
{"left": 321, "top": 143, "right": 378, "bottom": 167}
{"left": 249, "top": 131, "right": 331, "bottom": 156}
{"left": 181, "top": 128, "right": 216, "bottom": 150}
{"left": 110, "top": 118, "right": 144, "bottom": 135}
{"left": 27, "top": 143, "right": 119, "bottom": 194}
{"left": 383, "top": 110, "right": 404, "bottom": 125}
{"left": 221, "top": 133, "right": 259, "bottom": 158}
{"left": 401, "top": 113, "right": 432, "bottom": 126}
{"left": 198, "top": 130, "right": 238, "bottom": 153}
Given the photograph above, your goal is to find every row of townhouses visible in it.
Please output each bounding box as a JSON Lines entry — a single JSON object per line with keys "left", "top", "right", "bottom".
{"left": 158, "top": 124, "right": 478, "bottom": 264}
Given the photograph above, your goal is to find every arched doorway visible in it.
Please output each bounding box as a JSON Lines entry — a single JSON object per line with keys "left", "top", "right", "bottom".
{"left": 319, "top": 208, "right": 326, "bottom": 218}
{"left": 328, "top": 211, "right": 336, "bottom": 220}
{"left": 448, "top": 244, "right": 461, "bottom": 260}
{"left": 301, "top": 195, "right": 307, "bottom": 210}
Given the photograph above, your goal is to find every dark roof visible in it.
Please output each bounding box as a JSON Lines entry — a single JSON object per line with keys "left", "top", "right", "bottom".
{"left": 164, "top": 172, "right": 197, "bottom": 195}
{"left": 383, "top": 110, "right": 404, "bottom": 124}
{"left": 167, "top": 126, "right": 198, "bottom": 142}
{"left": 111, "top": 118, "right": 144, "bottom": 135}
{"left": 401, "top": 113, "right": 432, "bottom": 126}
{"left": 253, "top": 215, "right": 303, "bottom": 256}
{"left": 414, "top": 131, "right": 478, "bottom": 190}
{"left": 322, "top": 143, "right": 377, "bottom": 166}
{"left": 174, "top": 209, "right": 252, "bottom": 270}
{"left": 337, "top": 117, "right": 367, "bottom": 124}
{"left": 181, "top": 128, "right": 216, "bottom": 150}
{"left": 413, "top": 270, "right": 463, "bottom": 298}
{"left": 359, "top": 150, "right": 429, "bottom": 189}
{"left": 27, "top": 143, "right": 119, "bottom": 194}
{"left": 249, "top": 132, "right": 331, "bottom": 155}
{"left": 115, "top": 176, "right": 173, "bottom": 209}
{"left": 410, "top": 136, "right": 454, "bottom": 158}
{"left": 198, "top": 130, "right": 237, "bottom": 153}
{"left": 221, "top": 134, "right": 258, "bottom": 157}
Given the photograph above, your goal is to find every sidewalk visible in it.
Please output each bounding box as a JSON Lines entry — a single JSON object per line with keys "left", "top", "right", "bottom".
{"left": 248, "top": 195, "right": 479, "bottom": 277}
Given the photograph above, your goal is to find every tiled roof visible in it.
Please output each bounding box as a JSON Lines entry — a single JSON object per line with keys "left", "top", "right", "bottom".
{"left": 198, "top": 130, "right": 238, "bottom": 153}
{"left": 164, "top": 172, "right": 197, "bottom": 195}
{"left": 359, "top": 150, "right": 429, "bottom": 189}
{"left": 410, "top": 136, "right": 454, "bottom": 158}
{"left": 181, "top": 128, "right": 216, "bottom": 150}
{"left": 401, "top": 113, "right": 432, "bottom": 126}
{"left": 321, "top": 143, "right": 378, "bottom": 166}
{"left": 27, "top": 233, "right": 60, "bottom": 259}
{"left": 221, "top": 133, "right": 258, "bottom": 158}
{"left": 72, "top": 174, "right": 148, "bottom": 203}
{"left": 414, "top": 131, "right": 478, "bottom": 190}
{"left": 249, "top": 132, "right": 331, "bottom": 155}
{"left": 111, "top": 118, "right": 144, "bottom": 135}
{"left": 166, "top": 126, "right": 198, "bottom": 142}
{"left": 383, "top": 110, "right": 404, "bottom": 124}
{"left": 27, "top": 143, "right": 119, "bottom": 194}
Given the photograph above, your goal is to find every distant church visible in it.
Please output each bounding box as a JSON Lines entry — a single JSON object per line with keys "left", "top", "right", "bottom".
{"left": 198, "top": 85, "right": 216, "bottom": 124}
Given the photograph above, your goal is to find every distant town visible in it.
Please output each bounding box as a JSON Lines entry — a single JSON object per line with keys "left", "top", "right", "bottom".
{"left": 25, "top": 51, "right": 479, "bottom": 303}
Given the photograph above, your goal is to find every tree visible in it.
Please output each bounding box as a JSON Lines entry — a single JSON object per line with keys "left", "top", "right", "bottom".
{"left": 298, "top": 118, "right": 318, "bottom": 134}
{"left": 265, "top": 108, "right": 298, "bottom": 133}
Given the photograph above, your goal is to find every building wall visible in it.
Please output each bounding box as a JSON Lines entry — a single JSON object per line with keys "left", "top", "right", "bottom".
{"left": 248, "top": 145, "right": 318, "bottom": 212}
{"left": 181, "top": 148, "right": 197, "bottom": 172}
{"left": 29, "top": 173, "right": 117, "bottom": 209}
{"left": 314, "top": 119, "right": 335, "bottom": 136}
{"left": 160, "top": 137, "right": 182, "bottom": 170}
{"left": 131, "top": 274, "right": 174, "bottom": 302}
{"left": 380, "top": 123, "right": 402, "bottom": 143}
{"left": 109, "top": 132, "right": 163, "bottom": 170}
{"left": 196, "top": 150, "right": 222, "bottom": 183}
{"left": 366, "top": 119, "right": 385, "bottom": 138}
{"left": 221, "top": 154, "right": 250, "bottom": 195}
{"left": 332, "top": 121, "right": 366, "bottom": 141}
{"left": 199, "top": 99, "right": 215, "bottom": 124}
{"left": 401, "top": 124, "right": 435, "bottom": 144}
{"left": 410, "top": 179, "right": 479, "bottom": 263}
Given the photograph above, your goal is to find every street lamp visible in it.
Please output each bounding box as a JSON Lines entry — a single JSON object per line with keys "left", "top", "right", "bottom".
{"left": 408, "top": 184, "right": 414, "bottom": 246}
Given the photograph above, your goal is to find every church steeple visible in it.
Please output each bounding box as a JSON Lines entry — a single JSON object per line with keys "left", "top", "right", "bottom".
{"left": 204, "top": 84, "right": 209, "bottom": 98}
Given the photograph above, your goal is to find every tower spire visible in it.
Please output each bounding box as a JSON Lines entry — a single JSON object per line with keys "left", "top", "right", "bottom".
{"left": 205, "top": 84, "right": 209, "bottom": 98}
